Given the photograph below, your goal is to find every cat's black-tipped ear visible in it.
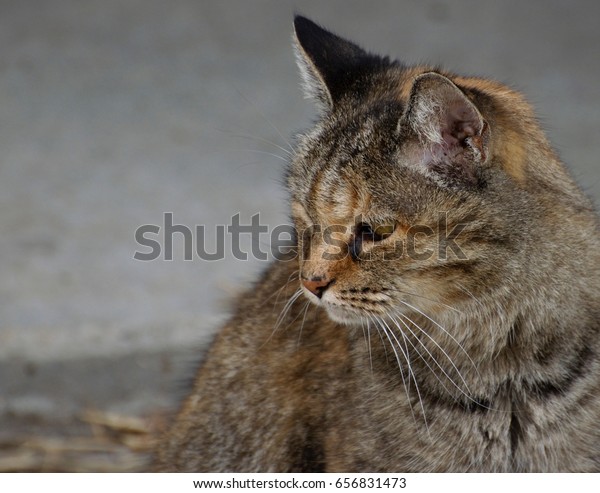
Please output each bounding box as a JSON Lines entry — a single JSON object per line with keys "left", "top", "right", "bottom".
{"left": 293, "top": 16, "right": 374, "bottom": 110}
{"left": 403, "top": 72, "right": 490, "bottom": 187}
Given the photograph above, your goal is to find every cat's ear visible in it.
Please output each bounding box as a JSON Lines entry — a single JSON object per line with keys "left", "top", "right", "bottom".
{"left": 402, "top": 72, "right": 490, "bottom": 187}
{"left": 293, "top": 15, "right": 371, "bottom": 110}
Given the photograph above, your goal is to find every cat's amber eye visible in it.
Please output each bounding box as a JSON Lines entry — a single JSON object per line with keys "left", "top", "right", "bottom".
{"left": 356, "top": 222, "right": 396, "bottom": 242}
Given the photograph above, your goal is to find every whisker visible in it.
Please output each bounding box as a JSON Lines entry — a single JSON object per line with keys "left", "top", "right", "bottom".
{"left": 264, "top": 269, "right": 299, "bottom": 310}
{"left": 370, "top": 315, "right": 412, "bottom": 411}
{"left": 368, "top": 313, "right": 390, "bottom": 364}
{"left": 230, "top": 148, "right": 290, "bottom": 164}
{"left": 398, "top": 300, "right": 481, "bottom": 378}
{"left": 454, "top": 281, "right": 485, "bottom": 308}
{"left": 360, "top": 317, "right": 369, "bottom": 365}
{"left": 387, "top": 286, "right": 463, "bottom": 314}
{"left": 296, "top": 300, "right": 311, "bottom": 347}
{"left": 286, "top": 289, "right": 310, "bottom": 328}
{"left": 391, "top": 311, "right": 496, "bottom": 412}
{"left": 394, "top": 311, "right": 471, "bottom": 395}
{"left": 366, "top": 317, "right": 374, "bottom": 372}
{"left": 232, "top": 86, "right": 296, "bottom": 154}
{"left": 378, "top": 316, "right": 428, "bottom": 433}
{"left": 391, "top": 312, "right": 468, "bottom": 401}
{"left": 266, "top": 288, "right": 304, "bottom": 344}
{"left": 229, "top": 132, "right": 294, "bottom": 157}
{"left": 397, "top": 316, "right": 413, "bottom": 395}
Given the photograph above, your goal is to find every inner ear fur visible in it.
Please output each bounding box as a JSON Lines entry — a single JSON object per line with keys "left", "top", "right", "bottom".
{"left": 403, "top": 72, "right": 490, "bottom": 187}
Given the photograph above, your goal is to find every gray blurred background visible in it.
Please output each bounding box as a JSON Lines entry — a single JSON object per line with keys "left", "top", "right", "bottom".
{"left": 1, "top": 0, "right": 599, "bottom": 465}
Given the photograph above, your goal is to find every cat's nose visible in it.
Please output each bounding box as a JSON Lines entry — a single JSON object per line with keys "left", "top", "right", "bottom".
{"left": 301, "top": 277, "right": 334, "bottom": 299}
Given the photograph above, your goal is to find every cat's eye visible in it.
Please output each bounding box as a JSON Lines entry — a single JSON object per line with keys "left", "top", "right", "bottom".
{"left": 356, "top": 222, "right": 396, "bottom": 242}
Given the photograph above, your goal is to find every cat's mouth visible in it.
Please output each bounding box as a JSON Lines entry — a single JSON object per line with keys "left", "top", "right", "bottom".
{"left": 301, "top": 288, "right": 367, "bottom": 326}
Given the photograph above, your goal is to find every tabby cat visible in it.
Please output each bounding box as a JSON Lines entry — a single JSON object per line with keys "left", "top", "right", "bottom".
{"left": 155, "top": 16, "right": 600, "bottom": 472}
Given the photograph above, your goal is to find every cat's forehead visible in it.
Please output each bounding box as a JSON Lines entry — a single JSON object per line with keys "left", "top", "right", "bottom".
{"left": 290, "top": 137, "right": 416, "bottom": 226}
{"left": 294, "top": 120, "right": 378, "bottom": 177}
{"left": 294, "top": 105, "right": 399, "bottom": 172}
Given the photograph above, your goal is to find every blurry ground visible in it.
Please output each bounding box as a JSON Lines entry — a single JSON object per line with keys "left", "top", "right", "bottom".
{"left": 1, "top": 0, "right": 599, "bottom": 471}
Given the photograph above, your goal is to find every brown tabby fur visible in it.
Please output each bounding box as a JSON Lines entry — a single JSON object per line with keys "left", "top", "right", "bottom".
{"left": 155, "top": 17, "right": 600, "bottom": 472}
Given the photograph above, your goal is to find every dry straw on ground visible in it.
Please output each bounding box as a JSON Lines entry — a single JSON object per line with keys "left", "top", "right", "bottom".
{"left": 0, "top": 409, "right": 166, "bottom": 472}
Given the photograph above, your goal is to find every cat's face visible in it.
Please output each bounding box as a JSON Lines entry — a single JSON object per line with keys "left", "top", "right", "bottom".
{"left": 289, "top": 105, "right": 481, "bottom": 325}
{"left": 289, "top": 17, "right": 524, "bottom": 327}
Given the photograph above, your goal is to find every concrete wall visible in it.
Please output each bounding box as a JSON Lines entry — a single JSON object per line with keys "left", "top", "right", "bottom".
{"left": 1, "top": 0, "right": 599, "bottom": 437}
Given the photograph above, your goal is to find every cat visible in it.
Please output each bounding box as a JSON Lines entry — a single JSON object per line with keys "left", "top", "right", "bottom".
{"left": 154, "top": 16, "right": 600, "bottom": 472}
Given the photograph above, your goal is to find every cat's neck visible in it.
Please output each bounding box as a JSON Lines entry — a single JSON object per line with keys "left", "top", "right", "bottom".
{"left": 352, "top": 300, "right": 600, "bottom": 409}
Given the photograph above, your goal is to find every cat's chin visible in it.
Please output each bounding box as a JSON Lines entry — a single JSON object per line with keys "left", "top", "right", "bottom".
{"left": 322, "top": 304, "right": 365, "bottom": 326}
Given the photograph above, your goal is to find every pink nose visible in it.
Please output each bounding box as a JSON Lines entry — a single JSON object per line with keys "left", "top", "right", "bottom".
{"left": 301, "top": 277, "right": 334, "bottom": 298}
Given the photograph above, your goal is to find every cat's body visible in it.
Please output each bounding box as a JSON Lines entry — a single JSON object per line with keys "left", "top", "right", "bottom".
{"left": 155, "top": 17, "right": 600, "bottom": 472}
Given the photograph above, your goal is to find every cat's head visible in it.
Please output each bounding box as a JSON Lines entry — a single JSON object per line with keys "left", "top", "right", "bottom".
{"left": 287, "top": 16, "right": 581, "bottom": 328}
